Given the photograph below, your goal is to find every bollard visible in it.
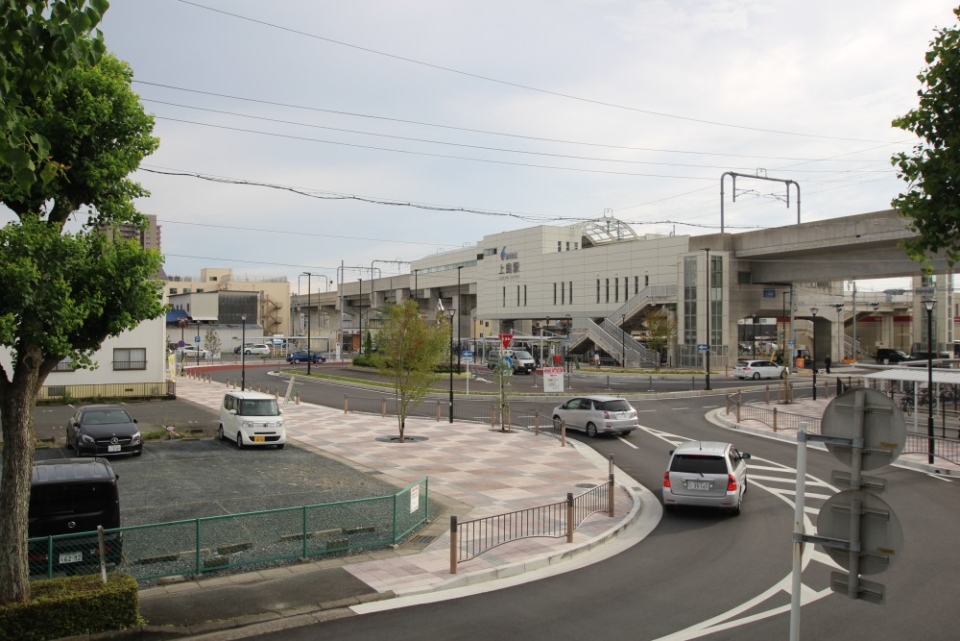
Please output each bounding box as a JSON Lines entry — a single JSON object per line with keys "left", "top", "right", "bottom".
{"left": 295, "top": 393, "right": 300, "bottom": 405}
{"left": 566, "top": 493, "right": 574, "bottom": 543}
{"left": 449, "top": 516, "right": 458, "bottom": 575}
{"left": 381, "top": 398, "right": 387, "bottom": 418}
{"left": 343, "top": 395, "right": 348, "bottom": 414}
{"left": 736, "top": 391, "right": 742, "bottom": 422}
{"left": 534, "top": 411, "right": 539, "bottom": 436}
{"left": 765, "top": 385, "right": 770, "bottom": 404}
{"left": 491, "top": 405, "right": 496, "bottom": 430}
{"left": 648, "top": 375, "right": 653, "bottom": 391}
{"left": 608, "top": 454, "right": 615, "bottom": 518}
{"left": 606, "top": 375, "right": 611, "bottom": 391}
{"left": 773, "top": 407, "right": 778, "bottom": 432}
{"left": 561, "top": 420, "right": 567, "bottom": 448}
{"left": 436, "top": 401, "right": 441, "bottom": 422}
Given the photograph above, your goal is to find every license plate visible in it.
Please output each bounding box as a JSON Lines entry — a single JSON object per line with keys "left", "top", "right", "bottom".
{"left": 253, "top": 436, "right": 265, "bottom": 442}
{"left": 59, "top": 551, "right": 82, "bottom": 564}
{"left": 107, "top": 444, "right": 121, "bottom": 453}
{"left": 689, "top": 481, "right": 711, "bottom": 490}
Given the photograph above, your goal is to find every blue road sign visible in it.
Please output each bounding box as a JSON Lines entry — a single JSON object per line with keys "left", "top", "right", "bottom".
{"left": 194, "top": 336, "right": 201, "bottom": 343}
{"left": 697, "top": 344, "right": 708, "bottom": 352}
{"left": 462, "top": 350, "right": 473, "bottom": 358}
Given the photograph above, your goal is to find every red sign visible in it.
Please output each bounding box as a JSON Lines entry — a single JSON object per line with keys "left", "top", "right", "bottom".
{"left": 499, "top": 333, "right": 513, "bottom": 349}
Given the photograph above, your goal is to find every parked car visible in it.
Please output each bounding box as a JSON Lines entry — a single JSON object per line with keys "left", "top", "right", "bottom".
{"left": 551, "top": 395, "right": 638, "bottom": 437}
{"left": 486, "top": 349, "right": 537, "bottom": 374}
{"left": 286, "top": 350, "right": 326, "bottom": 364}
{"left": 875, "top": 348, "right": 912, "bottom": 364}
{"left": 662, "top": 441, "right": 751, "bottom": 515}
{"left": 909, "top": 350, "right": 952, "bottom": 361}
{"left": 234, "top": 343, "right": 257, "bottom": 354}
{"left": 67, "top": 405, "right": 142, "bottom": 457}
{"left": 733, "top": 359, "right": 785, "bottom": 380}
{"left": 181, "top": 345, "right": 211, "bottom": 359}
{"left": 242, "top": 343, "right": 271, "bottom": 355}
{"left": 218, "top": 391, "right": 286, "bottom": 449}
{"left": 27, "top": 458, "right": 122, "bottom": 576}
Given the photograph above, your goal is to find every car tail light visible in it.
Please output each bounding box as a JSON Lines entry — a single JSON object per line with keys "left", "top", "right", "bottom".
{"left": 602, "top": 411, "right": 610, "bottom": 419}
{"left": 663, "top": 471, "right": 671, "bottom": 488}
{"left": 726, "top": 474, "right": 737, "bottom": 491}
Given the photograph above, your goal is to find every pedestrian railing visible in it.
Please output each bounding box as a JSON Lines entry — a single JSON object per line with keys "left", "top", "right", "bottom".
{"left": 449, "top": 457, "right": 615, "bottom": 573}
{"left": 725, "top": 394, "right": 960, "bottom": 466}
{"left": 28, "top": 478, "right": 428, "bottom": 584}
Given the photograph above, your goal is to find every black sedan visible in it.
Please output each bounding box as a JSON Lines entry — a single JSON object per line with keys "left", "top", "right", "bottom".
{"left": 286, "top": 350, "right": 326, "bottom": 364}
{"left": 67, "top": 405, "right": 143, "bottom": 457}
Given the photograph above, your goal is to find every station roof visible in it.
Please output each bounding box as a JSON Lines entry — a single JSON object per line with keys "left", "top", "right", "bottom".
{"left": 862, "top": 368, "right": 960, "bottom": 386}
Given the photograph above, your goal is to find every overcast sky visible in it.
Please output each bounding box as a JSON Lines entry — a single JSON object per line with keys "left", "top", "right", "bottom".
{"left": 44, "top": 1, "right": 960, "bottom": 292}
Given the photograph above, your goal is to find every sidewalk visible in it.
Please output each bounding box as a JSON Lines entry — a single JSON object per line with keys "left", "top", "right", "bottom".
{"left": 115, "top": 375, "right": 649, "bottom": 640}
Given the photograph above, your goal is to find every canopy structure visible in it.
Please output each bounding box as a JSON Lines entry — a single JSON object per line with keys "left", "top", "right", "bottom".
{"left": 861, "top": 368, "right": 960, "bottom": 387}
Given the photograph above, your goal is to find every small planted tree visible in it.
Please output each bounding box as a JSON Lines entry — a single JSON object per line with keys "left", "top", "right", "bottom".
{"left": 204, "top": 328, "right": 222, "bottom": 358}
{"left": 642, "top": 309, "right": 677, "bottom": 371}
{"left": 372, "top": 301, "right": 448, "bottom": 442}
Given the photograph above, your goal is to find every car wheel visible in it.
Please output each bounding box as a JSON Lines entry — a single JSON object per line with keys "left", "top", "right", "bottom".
{"left": 752, "top": 372, "right": 761, "bottom": 380}
{"left": 731, "top": 500, "right": 742, "bottom": 516}
{"left": 277, "top": 444, "right": 284, "bottom": 450}
{"left": 779, "top": 370, "right": 786, "bottom": 379}
{"left": 217, "top": 425, "right": 224, "bottom": 441}
{"left": 619, "top": 431, "right": 631, "bottom": 437}
{"left": 236, "top": 432, "right": 244, "bottom": 449}
{"left": 552, "top": 416, "right": 563, "bottom": 430}
{"left": 586, "top": 423, "right": 598, "bottom": 438}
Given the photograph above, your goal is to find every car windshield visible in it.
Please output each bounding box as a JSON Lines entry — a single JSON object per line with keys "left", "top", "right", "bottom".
{"left": 513, "top": 351, "right": 533, "bottom": 360}
{"left": 239, "top": 399, "right": 279, "bottom": 416}
{"left": 670, "top": 454, "right": 727, "bottom": 474}
{"left": 597, "top": 400, "right": 632, "bottom": 412}
{"left": 82, "top": 409, "right": 132, "bottom": 425}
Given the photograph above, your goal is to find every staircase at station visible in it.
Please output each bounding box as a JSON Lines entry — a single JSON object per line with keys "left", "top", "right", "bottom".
{"left": 570, "top": 285, "right": 676, "bottom": 368}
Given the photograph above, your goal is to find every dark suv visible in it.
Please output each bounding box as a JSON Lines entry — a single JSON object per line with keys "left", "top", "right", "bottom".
{"left": 875, "top": 348, "right": 912, "bottom": 364}
{"left": 27, "top": 458, "right": 122, "bottom": 577}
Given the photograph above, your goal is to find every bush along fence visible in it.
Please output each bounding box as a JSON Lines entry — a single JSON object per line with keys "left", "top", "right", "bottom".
{"left": 29, "top": 479, "right": 428, "bottom": 584}
{"left": 725, "top": 390, "right": 960, "bottom": 466}
{"left": 448, "top": 455, "right": 617, "bottom": 574}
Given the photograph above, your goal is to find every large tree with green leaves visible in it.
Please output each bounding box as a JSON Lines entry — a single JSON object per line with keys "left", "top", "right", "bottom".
{"left": 372, "top": 301, "right": 448, "bottom": 442}
{"left": 641, "top": 308, "right": 677, "bottom": 371}
{"left": 0, "top": 0, "right": 109, "bottom": 190}
{"left": 892, "top": 6, "right": 960, "bottom": 268}
{"left": 0, "top": 44, "right": 163, "bottom": 604}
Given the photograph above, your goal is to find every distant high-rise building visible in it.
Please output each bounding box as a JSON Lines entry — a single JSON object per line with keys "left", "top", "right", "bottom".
{"left": 101, "top": 214, "right": 161, "bottom": 251}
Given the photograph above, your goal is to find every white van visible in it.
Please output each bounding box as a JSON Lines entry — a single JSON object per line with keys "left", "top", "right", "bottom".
{"left": 218, "top": 391, "right": 286, "bottom": 449}
{"left": 486, "top": 349, "right": 536, "bottom": 374}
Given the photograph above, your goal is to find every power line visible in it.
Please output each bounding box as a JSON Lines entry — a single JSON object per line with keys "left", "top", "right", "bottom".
{"left": 174, "top": 0, "right": 902, "bottom": 144}
{"left": 143, "top": 98, "right": 892, "bottom": 174}
{"left": 136, "top": 81, "right": 904, "bottom": 163}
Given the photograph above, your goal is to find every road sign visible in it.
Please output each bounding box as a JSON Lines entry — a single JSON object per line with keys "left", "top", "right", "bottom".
{"left": 697, "top": 344, "right": 708, "bottom": 352}
{"left": 817, "top": 490, "right": 903, "bottom": 575}
{"left": 788, "top": 339, "right": 794, "bottom": 347}
{"left": 821, "top": 388, "right": 905, "bottom": 471}
{"left": 178, "top": 340, "right": 185, "bottom": 348}
{"left": 194, "top": 336, "right": 201, "bottom": 343}
{"left": 462, "top": 350, "right": 473, "bottom": 358}
{"left": 499, "top": 333, "right": 513, "bottom": 349}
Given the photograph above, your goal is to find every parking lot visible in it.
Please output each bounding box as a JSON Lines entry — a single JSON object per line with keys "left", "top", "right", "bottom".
{"left": 31, "top": 399, "right": 413, "bottom": 528}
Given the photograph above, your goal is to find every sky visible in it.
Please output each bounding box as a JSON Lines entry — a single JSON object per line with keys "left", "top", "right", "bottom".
{"left": 22, "top": 1, "right": 960, "bottom": 293}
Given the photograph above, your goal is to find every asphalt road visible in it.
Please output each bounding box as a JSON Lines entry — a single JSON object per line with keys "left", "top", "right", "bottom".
{"left": 210, "top": 368, "right": 959, "bottom": 641}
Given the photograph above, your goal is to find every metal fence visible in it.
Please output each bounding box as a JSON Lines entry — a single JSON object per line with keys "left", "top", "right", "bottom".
{"left": 29, "top": 478, "right": 428, "bottom": 584}
{"left": 449, "top": 459, "right": 615, "bottom": 573}
{"left": 726, "top": 394, "right": 960, "bottom": 465}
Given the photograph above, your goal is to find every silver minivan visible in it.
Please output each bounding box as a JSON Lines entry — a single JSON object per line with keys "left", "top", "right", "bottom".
{"left": 218, "top": 391, "right": 286, "bottom": 449}
{"left": 662, "top": 441, "right": 750, "bottom": 515}
{"left": 551, "top": 395, "right": 638, "bottom": 437}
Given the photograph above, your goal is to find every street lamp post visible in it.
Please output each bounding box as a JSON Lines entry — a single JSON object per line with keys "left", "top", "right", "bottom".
{"left": 359, "top": 277, "right": 363, "bottom": 355}
{"left": 924, "top": 298, "right": 936, "bottom": 464}
{"left": 810, "top": 307, "right": 819, "bottom": 400}
{"left": 448, "top": 307, "right": 456, "bottom": 423}
{"left": 704, "top": 248, "right": 711, "bottom": 390}
{"left": 752, "top": 314, "right": 758, "bottom": 358}
{"left": 240, "top": 314, "right": 247, "bottom": 391}
{"left": 195, "top": 320, "right": 201, "bottom": 367}
{"left": 833, "top": 303, "right": 844, "bottom": 363}
{"left": 621, "top": 314, "right": 626, "bottom": 368}
{"left": 457, "top": 266, "right": 463, "bottom": 376}
{"left": 302, "top": 272, "right": 314, "bottom": 375}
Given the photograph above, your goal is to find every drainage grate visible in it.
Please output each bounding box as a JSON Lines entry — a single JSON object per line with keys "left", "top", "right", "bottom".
{"left": 408, "top": 534, "right": 438, "bottom": 549}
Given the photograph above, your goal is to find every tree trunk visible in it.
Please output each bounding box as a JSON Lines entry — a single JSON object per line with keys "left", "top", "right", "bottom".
{"left": 0, "top": 350, "right": 42, "bottom": 605}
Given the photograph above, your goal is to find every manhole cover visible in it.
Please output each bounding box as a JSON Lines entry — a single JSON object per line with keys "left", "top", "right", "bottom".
{"left": 375, "top": 435, "right": 429, "bottom": 443}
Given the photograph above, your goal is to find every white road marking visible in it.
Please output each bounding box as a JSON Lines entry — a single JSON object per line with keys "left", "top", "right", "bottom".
{"left": 617, "top": 435, "right": 638, "bottom": 449}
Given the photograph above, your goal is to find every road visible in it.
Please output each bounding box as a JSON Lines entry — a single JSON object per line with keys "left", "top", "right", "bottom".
{"left": 206, "top": 366, "right": 959, "bottom": 640}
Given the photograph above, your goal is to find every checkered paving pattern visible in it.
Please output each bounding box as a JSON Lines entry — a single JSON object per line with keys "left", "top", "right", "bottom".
{"left": 175, "top": 374, "right": 636, "bottom": 595}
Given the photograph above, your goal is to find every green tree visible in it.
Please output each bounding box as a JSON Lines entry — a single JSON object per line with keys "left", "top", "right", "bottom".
{"left": 0, "top": 50, "right": 162, "bottom": 604}
{"left": 891, "top": 6, "right": 960, "bottom": 268}
{"left": 204, "top": 328, "right": 222, "bottom": 358}
{"left": 641, "top": 309, "right": 677, "bottom": 371}
{"left": 372, "top": 301, "right": 448, "bottom": 442}
{"left": 0, "top": 0, "right": 109, "bottom": 190}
